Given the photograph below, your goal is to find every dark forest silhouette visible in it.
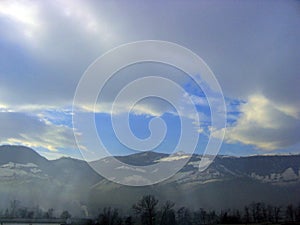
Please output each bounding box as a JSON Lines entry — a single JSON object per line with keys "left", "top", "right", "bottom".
{"left": 1, "top": 196, "right": 300, "bottom": 225}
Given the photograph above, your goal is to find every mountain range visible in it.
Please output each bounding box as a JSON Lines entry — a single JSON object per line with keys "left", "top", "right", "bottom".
{"left": 0, "top": 145, "right": 299, "bottom": 216}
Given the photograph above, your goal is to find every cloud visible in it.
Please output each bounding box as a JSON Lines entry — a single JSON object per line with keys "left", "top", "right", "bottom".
{"left": 0, "top": 0, "right": 40, "bottom": 43}
{"left": 123, "top": 175, "right": 152, "bottom": 185}
{"left": 0, "top": 1, "right": 299, "bottom": 155}
{"left": 217, "top": 95, "right": 300, "bottom": 150}
{"left": 0, "top": 112, "right": 78, "bottom": 152}
{"left": 0, "top": 0, "right": 120, "bottom": 109}
{"left": 0, "top": 0, "right": 117, "bottom": 51}
{"left": 1, "top": 1, "right": 298, "bottom": 112}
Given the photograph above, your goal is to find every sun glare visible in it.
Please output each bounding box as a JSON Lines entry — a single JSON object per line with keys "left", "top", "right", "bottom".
{"left": 0, "top": 1, "right": 38, "bottom": 27}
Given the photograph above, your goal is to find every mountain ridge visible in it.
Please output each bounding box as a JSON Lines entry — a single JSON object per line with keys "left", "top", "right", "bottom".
{"left": 0, "top": 145, "right": 299, "bottom": 214}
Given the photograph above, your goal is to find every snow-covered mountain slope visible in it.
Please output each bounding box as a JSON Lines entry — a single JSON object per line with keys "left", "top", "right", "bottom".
{"left": 0, "top": 145, "right": 299, "bottom": 212}
{"left": 0, "top": 162, "right": 46, "bottom": 180}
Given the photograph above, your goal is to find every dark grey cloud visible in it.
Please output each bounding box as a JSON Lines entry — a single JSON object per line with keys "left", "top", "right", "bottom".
{"left": 1, "top": 1, "right": 299, "bottom": 108}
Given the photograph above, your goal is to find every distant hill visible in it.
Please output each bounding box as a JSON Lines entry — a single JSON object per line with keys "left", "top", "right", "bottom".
{"left": 0, "top": 145, "right": 48, "bottom": 165}
{"left": 0, "top": 145, "right": 299, "bottom": 216}
{"left": 0, "top": 145, "right": 101, "bottom": 216}
{"left": 90, "top": 152, "right": 300, "bottom": 211}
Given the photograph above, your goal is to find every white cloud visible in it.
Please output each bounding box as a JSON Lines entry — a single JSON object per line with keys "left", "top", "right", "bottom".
{"left": 0, "top": 112, "right": 79, "bottom": 152}
{"left": 0, "top": 0, "right": 40, "bottom": 44}
{"left": 217, "top": 95, "right": 300, "bottom": 150}
{"left": 0, "top": 1, "right": 39, "bottom": 28}
{"left": 77, "top": 99, "right": 174, "bottom": 117}
{"left": 184, "top": 93, "right": 208, "bottom": 106}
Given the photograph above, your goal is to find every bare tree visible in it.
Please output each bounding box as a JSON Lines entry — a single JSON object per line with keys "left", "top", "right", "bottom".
{"left": 98, "top": 207, "right": 122, "bottom": 225}
{"left": 177, "top": 207, "right": 192, "bottom": 225}
{"left": 124, "top": 216, "right": 133, "bottom": 225}
{"left": 266, "top": 205, "right": 274, "bottom": 223}
{"left": 44, "top": 208, "right": 54, "bottom": 219}
{"left": 133, "top": 195, "right": 159, "bottom": 225}
{"left": 60, "top": 210, "right": 71, "bottom": 219}
{"left": 159, "top": 201, "right": 175, "bottom": 225}
{"left": 244, "top": 206, "right": 251, "bottom": 223}
{"left": 10, "top": 200, "right": 20, "bottom": 218}
{"left": 207, "top": 210, "right": 218, "bottom": 224}
{"left": 193, "top": 208, "right": 208, "bottom": 224}
{"left": 286, "top": 204, "right": 295, "bottom": 222}
{"left": 274, "top": 206, "right": 281, "bottom": 223}
{"left": 296, "top": 203, "right": 300, "bottom": 222}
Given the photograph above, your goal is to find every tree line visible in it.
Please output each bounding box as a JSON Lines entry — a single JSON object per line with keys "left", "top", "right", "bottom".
{"left": 0, "top": 200, "right": 71, "bottom": 220}
{"left": 97, "top": 195, "right": 300, "bottom": 225}
{"left": 1, "top": 196, "right": 300, "bottom": 225}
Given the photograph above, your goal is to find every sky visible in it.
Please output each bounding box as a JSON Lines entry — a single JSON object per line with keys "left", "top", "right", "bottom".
{"left": 0, "top": 0, "right": 299, "bottom": 160}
